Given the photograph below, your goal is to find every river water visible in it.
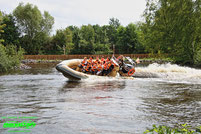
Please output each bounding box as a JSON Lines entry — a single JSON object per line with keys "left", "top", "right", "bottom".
{"left": 0, "top": 63, "right": 201, "bottom": 134}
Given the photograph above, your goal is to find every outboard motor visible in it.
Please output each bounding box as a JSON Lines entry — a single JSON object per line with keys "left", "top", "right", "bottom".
{"left": 115, "top": 56, "right": 136, "bottom": 76}
{"left": 125, "top": 57, "right": 136, "bottom": 67}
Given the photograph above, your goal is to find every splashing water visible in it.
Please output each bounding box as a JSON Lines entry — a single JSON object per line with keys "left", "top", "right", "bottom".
{"left": 135, "top": 63, "right": 201, "bottom": 80}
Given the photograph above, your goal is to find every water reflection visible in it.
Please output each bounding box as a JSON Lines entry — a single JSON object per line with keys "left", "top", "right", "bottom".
{"left": 141, "top": 82, "right": 201, "bottom": 127}
{"left": 60, "top": 80, "right": 126, "bottom": 93}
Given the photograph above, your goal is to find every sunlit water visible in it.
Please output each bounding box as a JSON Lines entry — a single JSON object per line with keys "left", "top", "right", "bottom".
{"left": 0, "top": 63, "right": 200, "bottom": 134}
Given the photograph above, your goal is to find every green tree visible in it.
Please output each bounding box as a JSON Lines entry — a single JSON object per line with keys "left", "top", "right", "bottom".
{"left": 135, "top": 22, "right": 146, "bottom": 53}
{"left": 79, "top": 24, "right": 95, "bottom": 54}
{"left": 0, "top": 14, "right": 20, "bottom": 46}
{"left": 92, "top": 24, "right": 111, "bottom": 54}
{"left": 68, "top": 26, "right": 81, "bottom": 54}
{"left": 65, "top": 28, "right": 74, "bottom": 54}
{"left": 0, "top": 11, "right": 6, "bottom": 43}
{"left": 116, "top": 23, "right": 140, "bottom": 54}
{"left": 13, "top": 2, "right": 54, "bottom": 54}
{"left": 51, "top": 28, "right": 74, "bottom": 54}
{"left": 116, "top": 26, "right": 127, "bottom": 53}
{"left": 0, "top": 11, "right": 24, "bottom": 72}
{"left": 107, "top": 18, "right": 121, "bottom": 48}
{"left": 109, "top": 17, "right": 121, "bottom": 29}
{"left": 125, "top": 23, "right": 140, "bottom": 53}
{"left": 141, "top": 0, "right": 201, "bottom": 64}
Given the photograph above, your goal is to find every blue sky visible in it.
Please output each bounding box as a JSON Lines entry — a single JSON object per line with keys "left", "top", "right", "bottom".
{"left": 0, "top": 0, "right": 146, "bottom": 33}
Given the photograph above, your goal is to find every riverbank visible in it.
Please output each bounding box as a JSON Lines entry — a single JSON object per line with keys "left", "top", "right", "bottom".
{"left": 21, "top": 59, "right": 62, "bottom": 64}
{"left": 21, "top": 58, "right": 172, "bottom": 64}
{"left": 14, "top": 57, "right": 201, "bottom": 71}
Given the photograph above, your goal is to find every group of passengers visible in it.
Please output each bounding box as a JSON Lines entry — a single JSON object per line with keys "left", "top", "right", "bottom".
{"left": 78, "top": 56, "right": 117, "bottom": 76}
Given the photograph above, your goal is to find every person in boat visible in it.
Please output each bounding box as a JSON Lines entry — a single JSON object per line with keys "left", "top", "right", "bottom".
{"left": 106, "top": 57, "right": 110, "bottom": 62}
{"left": 108, "top": 61, "right": 114, "bottom": 74}
{"left": 96, "top": 61, "right": 103, "bottom": 75}
{"left": 94, "top": 56, "right": 100, "bottom": 64}
{"left": 115, "top": 55, "right": 124, "bottom": 66}
{"left": 79, "top": 56, "right": 116, "bottom": 76}
{"left": 78, "top": 57, "right": 87, "bottom": 68}
{"left": 101, "top": 56, "right": 105, "bottom": 64}
{"left": 91, "top": 62, "right": 98, "bottom": 75}
{"left": 87, "top": 56, "right": 93, "bottom": 64}
{"left": 83, "top": 62, "right": 92, "bottom": 73}
{"left": 102, "top": 62, "right": 109, "bottom": 76}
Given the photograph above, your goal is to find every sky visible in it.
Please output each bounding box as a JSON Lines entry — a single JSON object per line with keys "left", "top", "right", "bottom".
{"left": 0, "top": 0, "right": 146, "bottom": 33}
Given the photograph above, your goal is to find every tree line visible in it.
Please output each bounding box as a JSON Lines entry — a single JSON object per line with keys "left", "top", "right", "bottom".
{"left": 0, "top": 1, "right": 200, "bottom": 66}
{"left": 0, "top": 12, "right": 24, "bottom": 72}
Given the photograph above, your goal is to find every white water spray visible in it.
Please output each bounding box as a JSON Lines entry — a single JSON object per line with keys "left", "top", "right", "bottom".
{"left": 136, "top": 63, "right": 201, "bottom": 80}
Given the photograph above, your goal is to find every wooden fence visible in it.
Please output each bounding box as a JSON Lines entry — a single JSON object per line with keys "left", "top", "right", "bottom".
{"left": 23, "top": 54, "right": 151, "bottom": 60}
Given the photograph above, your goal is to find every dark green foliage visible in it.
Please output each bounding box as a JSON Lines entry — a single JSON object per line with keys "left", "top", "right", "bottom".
{"left": 79, "top": 24, "right": 95, "bottom": 54}
{"left": 0, "top": 12, "right": 6, "bottom": 43}
{"left": 50, "top": 28, "right": 74, "bottom": 54}
{"left": 94, "top": 43, "right": 112, "bottom": 54}
{"left": 65, "top": 19, "right": 140, "bottom": 55}
{"left": 0, "top": 14, "right": 20, "bottom": 46}
{"left": 107, "top": 18, "right": 120, "bottom": 47}
{"left": 116, "top": 23, "right": 142, "bottom": 54}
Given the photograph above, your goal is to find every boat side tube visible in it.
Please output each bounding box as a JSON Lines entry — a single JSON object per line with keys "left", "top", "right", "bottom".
{"left": 56, "top": 59, "right": 89, "bottom": 80}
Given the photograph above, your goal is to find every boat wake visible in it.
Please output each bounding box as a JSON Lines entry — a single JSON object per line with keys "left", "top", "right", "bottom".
{"left": 135, "top": 63, "right": 201, "bottom": 80}
{"left": 65, "top": 63, "right": 201, "bottom": 84}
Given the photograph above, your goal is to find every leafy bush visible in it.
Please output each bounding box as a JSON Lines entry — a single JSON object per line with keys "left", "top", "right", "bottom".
{"left": 144, "top": 124, "right": 201, "bottom": 134}
{"left": 0, "top": 44, "right": 24, "bottom": 72}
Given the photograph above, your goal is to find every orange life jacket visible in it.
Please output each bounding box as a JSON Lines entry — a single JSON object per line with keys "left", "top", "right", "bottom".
{"left": 87, "top": 59, "right": 92, "bottom": 64}
{"left": 94, "top": 59, "right": 99, "bottom": 64}
{"left": 81, "top": 60, "right": 87, "bottom": 66}
{"left": 97, "top": 64, "right": 102, "bottom": 71}
{"left": 107, "top": 63, "right": 111, "bottom": 69}
{"left": 106, "top": 58, "right": 110, "bottom": 62}
{"left": 91, "top": 65, "right": 97, "bottom": 71}
{"left": 103, "top": 63, "right": 108, "bottom": 70}
{"left": 85, "top": 65, "right": 91, "bottom": 72}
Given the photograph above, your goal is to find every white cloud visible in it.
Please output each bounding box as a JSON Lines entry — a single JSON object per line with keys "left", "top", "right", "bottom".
{"left": 0, "top": 0, "right": 146, "bottom": 33}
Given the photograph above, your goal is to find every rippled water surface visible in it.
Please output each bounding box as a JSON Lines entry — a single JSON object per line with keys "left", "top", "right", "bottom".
{"left": 0, "top": 63, "right": 201, "bottom": 134}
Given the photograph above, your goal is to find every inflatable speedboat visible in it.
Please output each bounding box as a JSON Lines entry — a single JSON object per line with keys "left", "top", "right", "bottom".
{"left": 56, "top": 57, "right": 137, "bottom": 80}
{"left": 56, "top": 59, "right": 89, "bottom": 80}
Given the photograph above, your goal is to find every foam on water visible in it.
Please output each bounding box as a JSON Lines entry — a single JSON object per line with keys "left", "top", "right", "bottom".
{"left": 78, "top": 63, "right": 201, "bottom": 84}
{"left": 82, "top": 74, "right": 134, "bottom": 82}
{"left": 136, "top": 63, "right": 201, "bottom": 80}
